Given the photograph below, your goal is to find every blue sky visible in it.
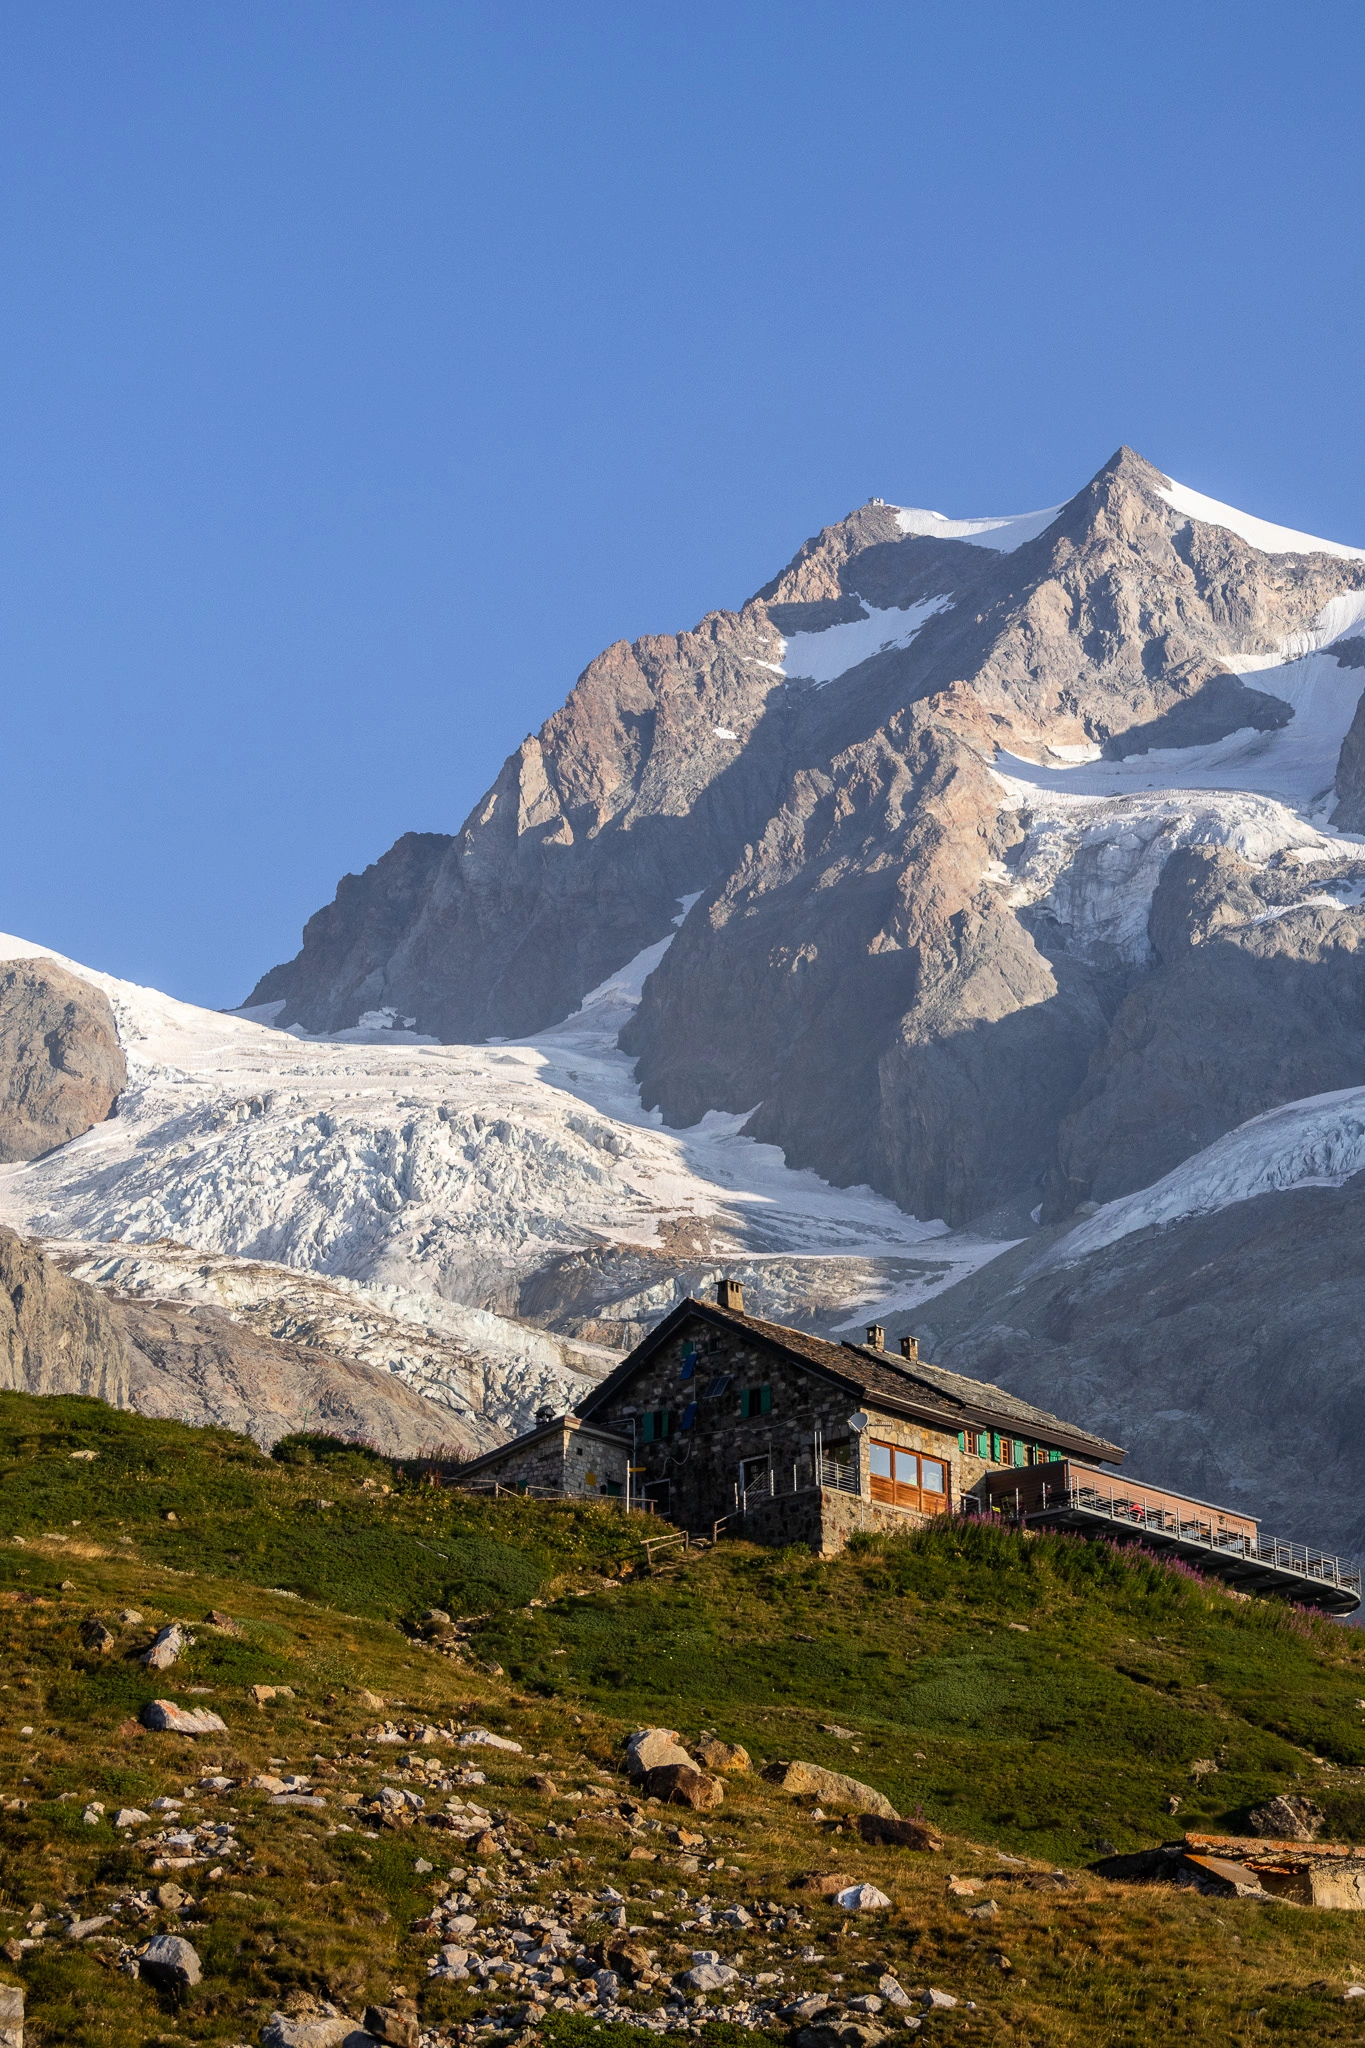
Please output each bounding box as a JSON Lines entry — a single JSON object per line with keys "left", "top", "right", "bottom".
{"left": 4, "top": 1, "right": 1364, "bottom": 1007}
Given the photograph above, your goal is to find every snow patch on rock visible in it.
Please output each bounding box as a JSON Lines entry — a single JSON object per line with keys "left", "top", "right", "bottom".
{"left": 1045, "top": 1087, "right": 1365, "bottom": 1263}
{"left": 779, "top": 598, "right": 950, "bottom": 686}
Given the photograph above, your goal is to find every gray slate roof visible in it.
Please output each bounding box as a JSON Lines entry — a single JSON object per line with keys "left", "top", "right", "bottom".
{"left": 577, "top": 1296, "right": 1125, "bottom": 1465}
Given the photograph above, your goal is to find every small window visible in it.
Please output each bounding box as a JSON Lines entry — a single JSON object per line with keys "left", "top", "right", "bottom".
{"left": 705, "top": 1374, "right": 731, "bottom": 1399}
{"left": 680, "top": 1402, "right": 698, "bottom": 1432}
{"left": 640, "top": 1409, "right": 673, "bottom": 1442}
{"left": 741, "top": 1384, "right": 772, "bottom": 1419}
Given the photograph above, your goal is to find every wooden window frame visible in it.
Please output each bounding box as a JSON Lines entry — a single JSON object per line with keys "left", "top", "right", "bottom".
{"left": 868, "top": 1438, "right": 950, "bottom": 1516}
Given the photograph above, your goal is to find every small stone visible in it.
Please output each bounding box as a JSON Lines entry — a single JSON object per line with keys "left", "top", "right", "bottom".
{"left": 878, "top": 1975, "right": 910, "bottom": 2008}
{"left": 1345, "top": 1985, "right": 1365, "bottom": 2000}
{"left": 922, "top": 1988, "right": 958, "bottom": 2010}
{"left": 1189, "top": 1759, "right": 1219, "bottom": 1780}
{"left": 458, "top": 1728, "right": 522, "bottom": 1752}
{"left": 139, "top": 1932, "right": 202, "bottom": 1988}
{"left": 966, "top": 1900, "right": 1000, "bottom": 1921}
{"left": 682, "top": 1961, "right": 738, "bottom": 1992}
{"left": 114, "top": 1807, "right": 149, "bottom": 1828}
{"left": 835, "top": 1883, "right": 891, "bottom": 1910}
{"left": 413, "top": 1857, "right": 432, "bottom": 1874}
{"left": 66, "top": 1914, "right": 114, "bottom": 1940}
{"left": 81, "top": 1802, "right": 105, "bottom": 1824}
{"left": 118, "top": 1609, "right": 143, "bottom": 1625}
{"left": 141, "top": 1698, "right": 226, "bottom": 1736}
{"left": 80, "top": 1619, "right": 116, "bottom": 1654}
{"left": 69, "top": 1449, "right": 98, "bottom": 1460}
{"left": 1165, "top": 1795, "right": 1182, "bottom": 1816}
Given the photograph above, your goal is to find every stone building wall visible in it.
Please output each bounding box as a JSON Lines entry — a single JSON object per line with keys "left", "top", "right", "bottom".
{"left": 591, "top": 1312, "right": 975, "bottom": 1532}
{"left": 456, "top": 1422, "right": 630, "bottom": 1500}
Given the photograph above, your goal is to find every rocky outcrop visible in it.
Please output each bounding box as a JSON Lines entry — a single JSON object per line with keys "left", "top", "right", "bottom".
{"left": 0, "top": 1224, "right": 471, "bottom": 1456}
{"left": 0, "top": 958, "right": 125, "bottom": 1163}
{"left": 118, "top": 1295, "right": 472, "bottom": 1456}
{"left": 0, "top": 1224, "right": 131, "bottom": 1402}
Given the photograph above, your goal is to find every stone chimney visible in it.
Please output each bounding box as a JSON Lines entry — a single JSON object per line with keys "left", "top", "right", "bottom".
{"left": 716, "top": 1278, "right": 744, "bottom": 1313}
{"left": 900, "top": 1334, "right": 919, "bottom": 1361}
{"left": 866, "top": 1323, "right": 885, "bottom": 1351}
{"left": 535, "top": 1404, "right": 556, "bottom": 1424}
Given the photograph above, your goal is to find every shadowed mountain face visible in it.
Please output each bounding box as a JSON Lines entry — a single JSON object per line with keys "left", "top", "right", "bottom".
{"left": 249, "top": 448, "right": 1365, "bottom": 1229}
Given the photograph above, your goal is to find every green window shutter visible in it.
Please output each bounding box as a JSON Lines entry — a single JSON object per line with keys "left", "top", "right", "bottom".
{"left": 1014, "top": 1440, "right": 1026, "bottom": 1467}
{"left": 958, "top": 1431, "right": 966, "bottom": 1452}
{"left": 641, "top": 1412, "right": 654, "bottom": 1443}
{"left": 760, "top": 1384, "right": 772, "bottom": 1415}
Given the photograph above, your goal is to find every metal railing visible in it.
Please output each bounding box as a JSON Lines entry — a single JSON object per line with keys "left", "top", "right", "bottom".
{"left": 1014, "top": 1482, "right": 1361, "bottom": 1597}
{"left": 818, "top": 1454, "right": 860, "bottom": 1495}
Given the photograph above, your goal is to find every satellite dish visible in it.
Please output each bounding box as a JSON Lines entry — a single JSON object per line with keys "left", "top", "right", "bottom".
{"left": 848, "top": 1411, "right": 870, "bottom": 1434}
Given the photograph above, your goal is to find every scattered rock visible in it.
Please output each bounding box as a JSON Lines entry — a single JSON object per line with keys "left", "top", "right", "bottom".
{"left": 762, "top": 1760, "right": 897, "bottom": 1819}
{"left": 835, "top": 1883, "right": 891, "bottom": 1910}
{"left": 857, "top": 1814, "right": 943, "bottom": 1852}
{"left": 1248, "top": 1794, "right": 1324, "bottom": 1841}
{"left": 877, "top": 1975, "right": 911, "bottom": 2008}
{"left": 783, "top": 1993, "right": 833, "bottom": 2021}
{"left": 261, "top": 2016, "right": 376, "bottom": 2048}
{"left": 139, "top": 1933, "right": 202, "bottom": 1988}
{"left": 1165, "top": 1795, "right": 1182, "bottom": 1816}
{"left": 458, "top": 1729, "right": 521, "bottom": 1752}
{"left": 250, "top": 1685, "right": 296, "bottom": 1705}
{"left": 81, "top": 1802, "right": 104, "bottom": 1825}
{"left": 598, "top": 1936, "right": 651, "bottom": 1982}
{"left": 694, "top": 1735, "right": 750, "bottom": 1773}
{"left": 643, "top": 1763, "right": 724, "bottom": 1810}
{"left": 140, "top": 1623, "right": 188, "bottom": 1671}
{"left": 922, "top": 1989, "right": 958, "bottom": 2010}
{"left": 966, "top": 1900, "right": 1000, "bottom": 1921}
{"left": 114, "top": 1808, "right": 149, "bottom": 1828}
{"left": 625, "top": 1726, "right": 695, "bottom": 1778}
{"left": 141, "top": 1698, "right": 227, "bottom": 1736}
{"left": 118, "top": 1610, "right": 143, "bottom": 1626}
{"left": 1189, "top": 1759, "right": 1219, "bottom": 1781}
{"left": 80, "top": 1618, "right": 115, "bottom": 1654}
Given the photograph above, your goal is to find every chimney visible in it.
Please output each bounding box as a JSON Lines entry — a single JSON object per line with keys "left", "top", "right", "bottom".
{"left": 900, "top": 1334, "right": 919, "bottom": 1361}
{"left": 535, "top": 1405, "right": 556, "bottom": 1424}
{"left": 716, "top": 1277, "right": 744, "bottom": 1313}
{"left": 866, "top": 1323, "right": 885, "bottom": 1351}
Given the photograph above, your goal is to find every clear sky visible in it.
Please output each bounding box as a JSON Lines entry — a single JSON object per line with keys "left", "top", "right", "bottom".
{"left": 4, "top": 1, "right": 1364, "bottom": 1008}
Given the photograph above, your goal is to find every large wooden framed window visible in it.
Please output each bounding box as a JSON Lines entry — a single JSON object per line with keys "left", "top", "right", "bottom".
{"left": 869, "top": 1440, "right": 950, "bottom": 1515}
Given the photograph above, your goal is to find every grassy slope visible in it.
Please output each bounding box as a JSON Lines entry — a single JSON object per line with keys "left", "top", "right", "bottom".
{"left": 3, "top": 1393, "right": 1365, "bottom": 2046}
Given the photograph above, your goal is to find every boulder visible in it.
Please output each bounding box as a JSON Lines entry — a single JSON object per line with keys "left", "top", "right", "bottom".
{"left": 695, "top": 1735, "right": 750, "bottom": 1773}
{"left": 598, "top": 1936, "right": 651, "bottom": 1982}
{"left": 141, "top": 1699, "right": 227, "bottom": 1736}
{"left": 625, "top": 1726, "right": 694, "bottom": 1778}
{"left": 761, "top": 1759, "right": 897, "bottom": 1818}
{"left": 1248, "top": 1794, "right": 1324, "bottom": 1841}
{"left": 835, "top": 1883, "right": 891, "bottom": 1910}
{"left": 362, "top": 2006, "right": 419, "bottom": 2048}
{"left": 139, "top": 1934, "right": 202, "bottom": 1988}
{"left": 857, "top": 1813, "right": 943, "bottom": 1852}
{"left": 643, "top": 1763, "right": 724, "bottom": 1810}
{"left": 261, "top": 2018, "right": 378, "bottom": 2048}
{"left": 0, "top": 1984, "right": 22, "bottom": 2048}
{"left": 681, "top": 1960, "right": 737, "bottom": 1992}
{"left": 793, "top": 2024, "right": 888, "bottom": 2048}
{"left": 80, "top": 1619, "right": 115, "bottom": 1655}
{"left": 140, "top": 1623, "right": 187, "bottom": 1671}
{"left": 458, "top": 1728, "right": 521, "bottom": 1752}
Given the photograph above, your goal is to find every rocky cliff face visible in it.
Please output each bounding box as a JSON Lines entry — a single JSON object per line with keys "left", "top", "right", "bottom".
{"left": 0, "top": 1223, "right": 131, "bottom": 1402}
{"left": 251, "top": 448, "right": 1365, "bottom": 1231}
{"left": 0, "top": 958, "right": 126, "bottom": 1163}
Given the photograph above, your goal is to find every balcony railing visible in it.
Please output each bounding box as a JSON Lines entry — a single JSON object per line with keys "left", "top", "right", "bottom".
{"left": 1001, "top": 1482, "right": 1361, "bottom": 1601}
